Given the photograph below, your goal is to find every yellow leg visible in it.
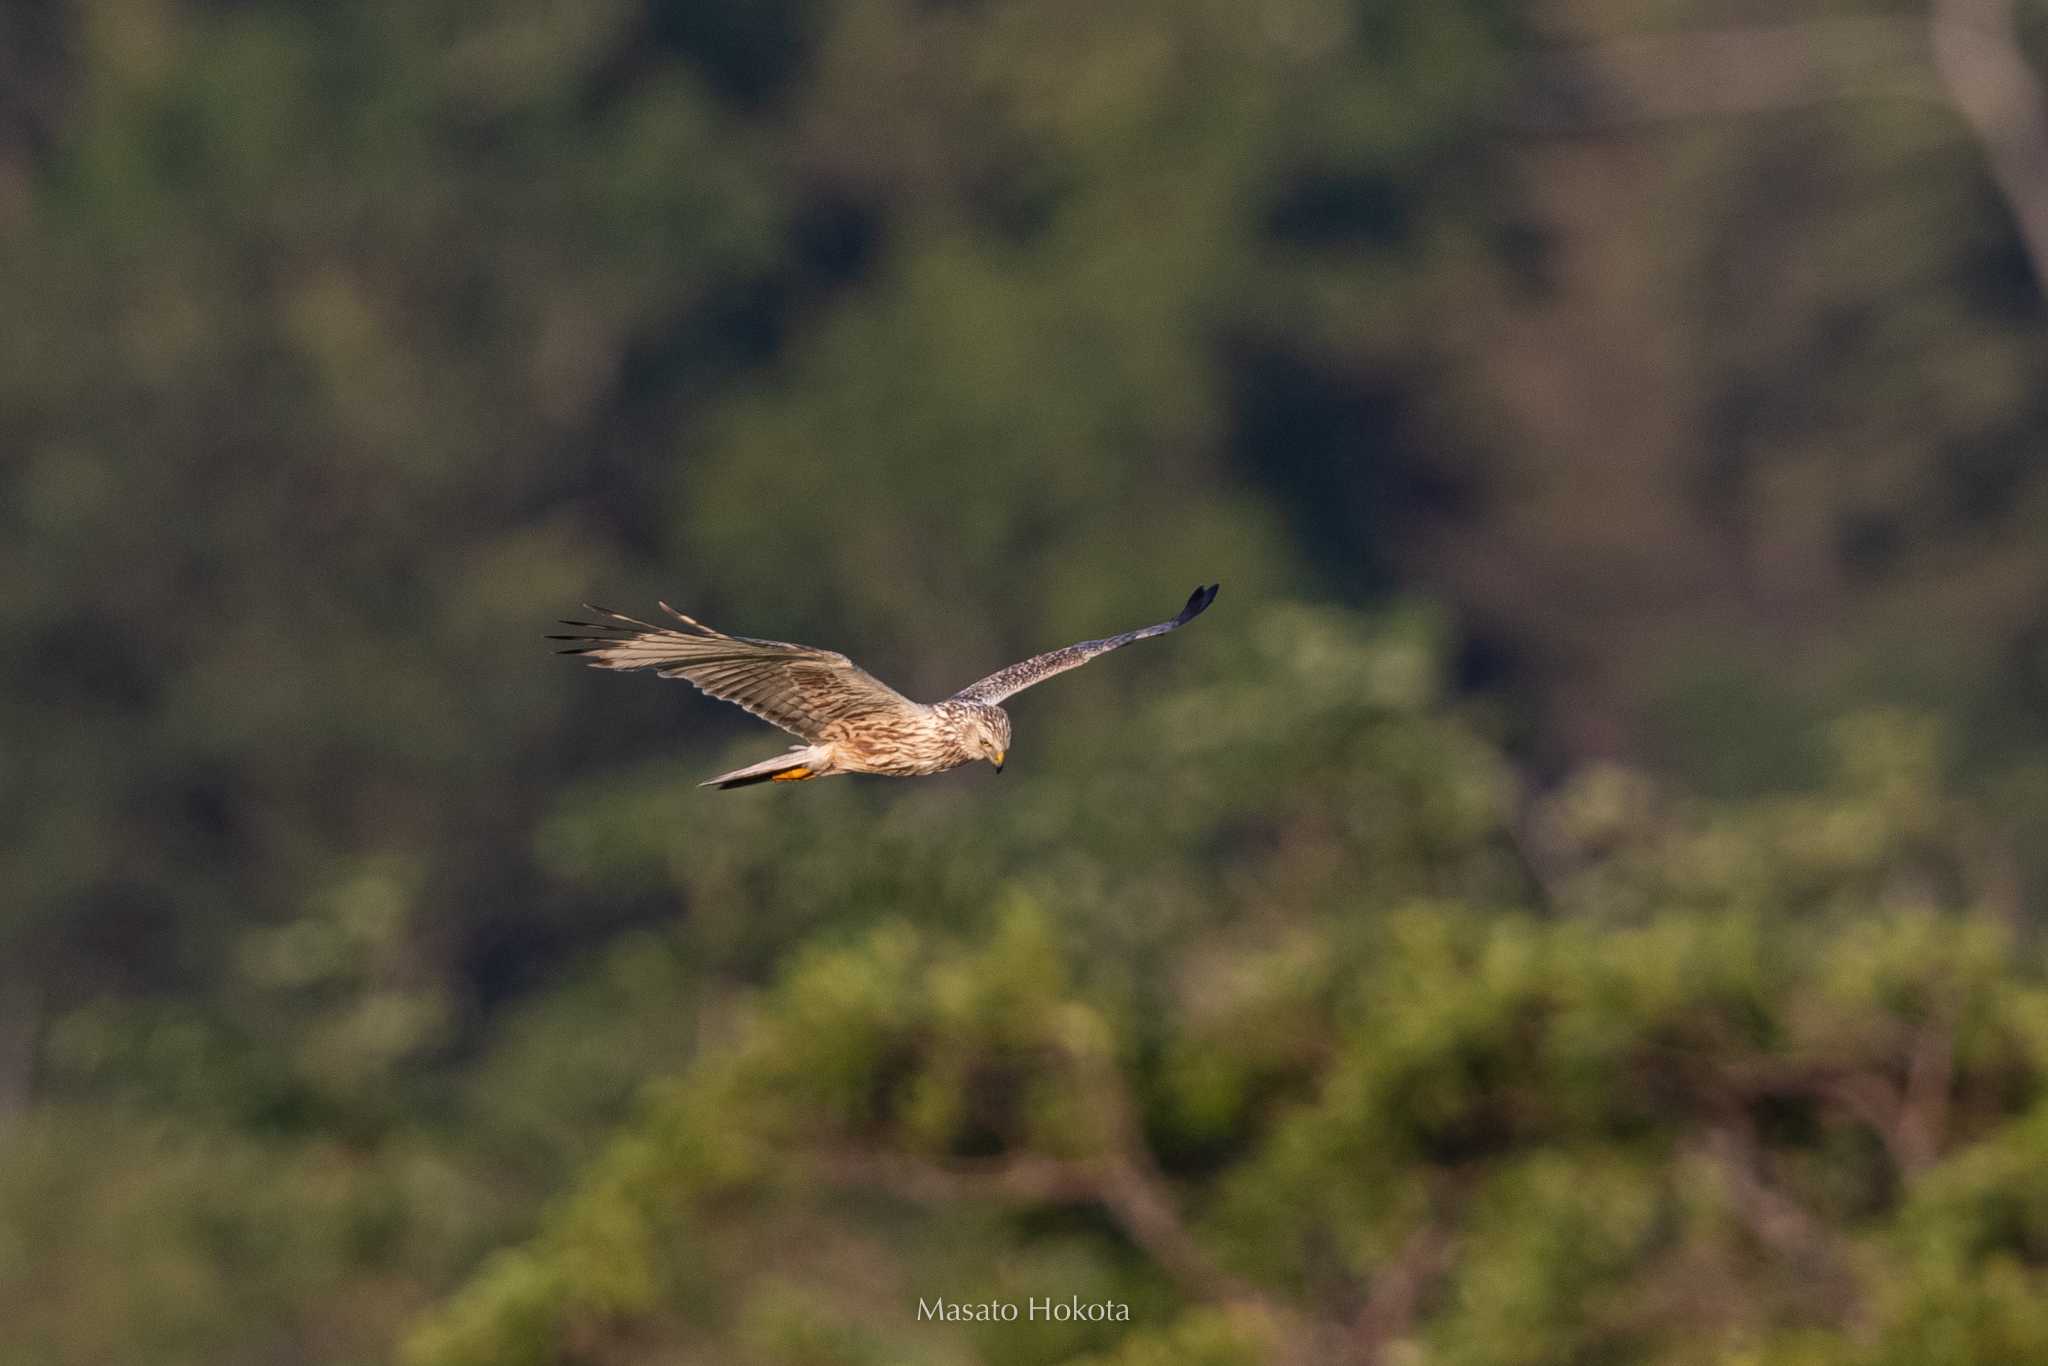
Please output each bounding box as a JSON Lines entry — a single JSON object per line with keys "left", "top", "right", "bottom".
{"left": 771, "top": 766, "right": 813, "bottom": 782}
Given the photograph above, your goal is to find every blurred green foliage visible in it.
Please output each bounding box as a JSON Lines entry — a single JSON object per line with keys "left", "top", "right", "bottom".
{"left": 401, "top": 659, "right": 2048, "bottom": 1366}
{"left": 5, "top": 0, "right": 2048, "bottom": 1363}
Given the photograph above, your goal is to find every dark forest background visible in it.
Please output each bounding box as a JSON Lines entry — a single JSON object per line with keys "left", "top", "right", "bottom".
{"left": 8, "top": 1, "right": 2048, "bottom": 1363}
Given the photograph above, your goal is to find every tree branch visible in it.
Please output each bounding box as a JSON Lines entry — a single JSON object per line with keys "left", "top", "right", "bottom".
{"left": 808, "top": 1030, "right": 1270, "bottom": 1315}
{"left": 1713, "top": 1040, "right": 1955, "bottom": 1184}
{"left": 1348, "top": 1221, "right": 1456, "bottom": 1365}
{"left": 1512, "top": 6, "right": 2048, "bottom": 297}
{"left": 1510, "top": 19, "right": 1930, "bottom": 132}
{"left": 809, "top": 1026, "right": 1472, "bottom": 1365}
{"left": 1931, "top": 0, "right": 2048, "bottom": 294}
{"left": 1894, "top": 1005, "right": 1956, "bottom": 1178}
{"left": 810, "top": 1150, "right": 1102, "bottom": 1205}
{"left": 1699, "top": 1124, "right": 1860, "bottom": 1320}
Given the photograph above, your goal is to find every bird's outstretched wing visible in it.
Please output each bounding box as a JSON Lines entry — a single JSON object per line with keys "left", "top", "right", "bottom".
{"left": 549, "top": 603, "right": 917, "bottom": 741}
{"left": 950, "top": 584, "right": 1219, "bottom": 706}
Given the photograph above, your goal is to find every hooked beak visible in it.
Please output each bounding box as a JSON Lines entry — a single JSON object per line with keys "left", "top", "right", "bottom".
{"left": 992, "top": 751, "right": 1005, "bottom": 774}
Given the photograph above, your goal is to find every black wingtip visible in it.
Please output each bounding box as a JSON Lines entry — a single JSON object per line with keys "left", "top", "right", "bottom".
{"left": 1177, "top": 583, "right": 1220, "bottom": 625}
{"left": 707, "top": 769, "right": 781, "bottom": 789}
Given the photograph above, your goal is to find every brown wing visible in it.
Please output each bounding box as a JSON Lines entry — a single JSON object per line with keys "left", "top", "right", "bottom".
{"left": 549, "top": 602, "right": 918, "bottom": 741}
{"left": 949, "top": 584, "right": 1218, "bottom": 705}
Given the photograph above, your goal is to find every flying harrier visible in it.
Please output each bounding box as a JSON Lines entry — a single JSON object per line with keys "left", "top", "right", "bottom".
{"left": 550, "top": 584, "right": 1219, "bottom": 788}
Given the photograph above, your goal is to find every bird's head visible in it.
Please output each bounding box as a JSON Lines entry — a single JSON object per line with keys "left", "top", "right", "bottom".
{"left": 973, "top": 707, "right": 1012, "bottom": 773}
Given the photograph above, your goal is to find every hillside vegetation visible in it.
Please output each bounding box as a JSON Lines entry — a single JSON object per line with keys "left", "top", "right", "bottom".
{"left": 5, "top": 2, "right": 2048, "bottom": 1363}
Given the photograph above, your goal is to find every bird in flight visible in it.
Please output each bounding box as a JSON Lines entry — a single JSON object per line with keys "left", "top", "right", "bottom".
{"left": 550, "top": 585, "right": 1219, "bottom": 788}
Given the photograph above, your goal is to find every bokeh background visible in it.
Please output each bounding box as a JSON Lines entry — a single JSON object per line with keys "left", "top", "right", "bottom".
{"left": 8, "top": 1, "right": 2048, "bottom": 1363}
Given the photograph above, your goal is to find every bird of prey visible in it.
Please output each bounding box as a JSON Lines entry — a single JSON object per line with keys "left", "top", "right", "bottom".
{"left": 550, "top": 585, "right": 1220, "bottom": 788}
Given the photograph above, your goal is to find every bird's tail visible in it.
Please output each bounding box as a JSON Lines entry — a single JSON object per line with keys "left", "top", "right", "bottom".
{"left": 702, "top": 747, "right": 827, "bottom": 790}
